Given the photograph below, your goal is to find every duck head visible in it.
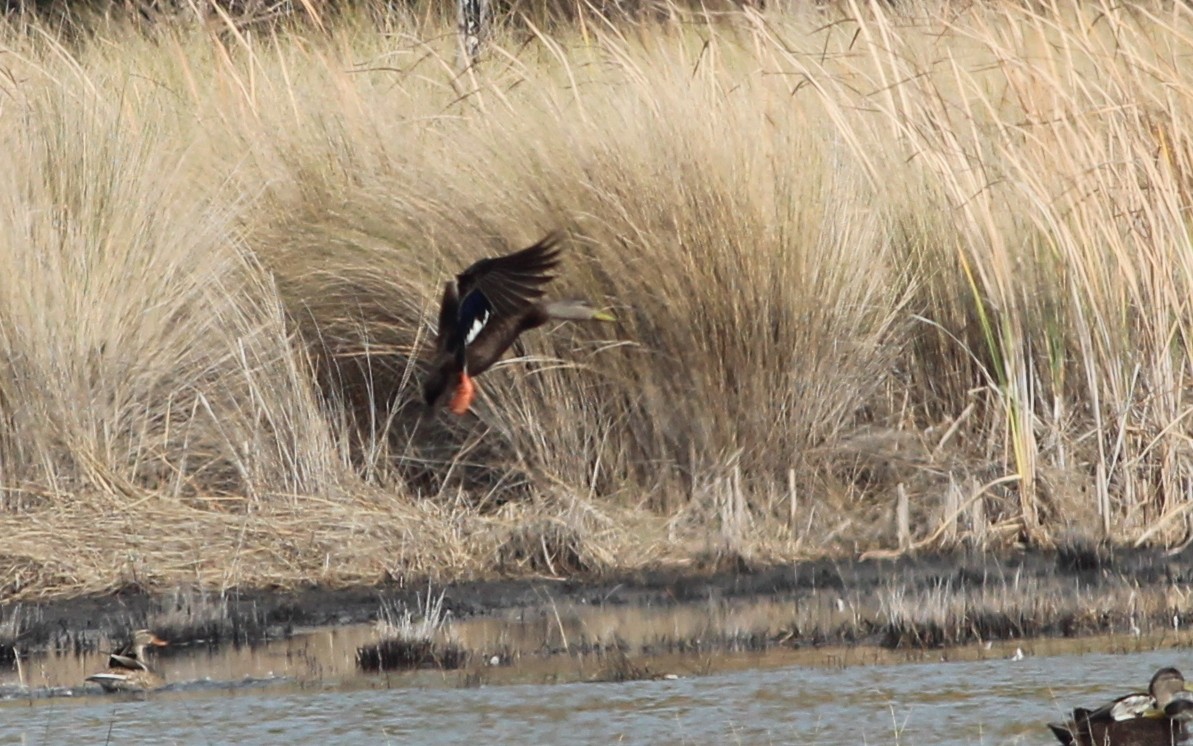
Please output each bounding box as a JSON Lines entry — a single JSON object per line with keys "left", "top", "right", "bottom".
{"left": 132, "top": 629, "right": 168, "bottom": 652}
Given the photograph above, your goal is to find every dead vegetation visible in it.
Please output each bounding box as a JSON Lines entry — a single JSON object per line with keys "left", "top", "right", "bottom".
{"left": 359, "top": 572, "right": 1193, "bottom": 680}
{"left": 356, "top": 591, "right": 467, "bottom": 672}
{"left": 876, "top": 579, "right": 1193, "bottom": 649}
{"left": 1, "top": 0, "right": 1193, "bottom": 600}
{"left": 138, "top": 587, "right": 274, "bottom": 648}
{"left": 593, "top": 648, "right": 680, "bottom": 682}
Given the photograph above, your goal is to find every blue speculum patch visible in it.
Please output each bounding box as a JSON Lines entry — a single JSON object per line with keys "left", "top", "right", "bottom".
{"left": 458, "top": 290, "right": 492, "bottom": 346}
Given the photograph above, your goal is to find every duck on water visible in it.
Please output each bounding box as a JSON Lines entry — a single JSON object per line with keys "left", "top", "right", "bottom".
{"left": 1049, "top": 666, "right": 1193, "bottom": 746}
{"left": 84, "top": 629, "right": 168, "bottom": 693}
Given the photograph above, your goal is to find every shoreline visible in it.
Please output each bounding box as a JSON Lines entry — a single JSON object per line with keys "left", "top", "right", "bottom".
{"left": 5, "top": 543, "right": 1190, "bottom": 660}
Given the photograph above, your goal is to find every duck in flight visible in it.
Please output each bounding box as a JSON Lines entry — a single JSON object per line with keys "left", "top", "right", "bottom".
{"left": 422, "top": 232, "right": 615, "bottom": 415}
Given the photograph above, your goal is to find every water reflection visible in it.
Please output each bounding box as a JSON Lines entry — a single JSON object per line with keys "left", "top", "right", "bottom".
{"left": 0, "top": 598, "right": 1189, "bottom": 745}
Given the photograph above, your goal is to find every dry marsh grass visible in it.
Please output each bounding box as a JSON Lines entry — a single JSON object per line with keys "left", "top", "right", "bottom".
{"left": 356, "top": 589, "right": 467, "bottom": 671}
{"left": 1, "top": 0, "right": 1192, "bottom": 599}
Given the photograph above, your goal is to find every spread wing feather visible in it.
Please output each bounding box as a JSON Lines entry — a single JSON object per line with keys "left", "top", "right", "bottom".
{"left": 432, "top": 232, "right": 563, "bottom": 357}
{"left": 454, "top": 233, "right": 562, "bottom": 320}
{"left": 426, "top": 232, "right": 565, "bottom": 404}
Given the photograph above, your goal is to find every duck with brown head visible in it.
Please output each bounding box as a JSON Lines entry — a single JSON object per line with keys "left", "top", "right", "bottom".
{"left": 85, "top": 629, "right": 168, "bottom": 693}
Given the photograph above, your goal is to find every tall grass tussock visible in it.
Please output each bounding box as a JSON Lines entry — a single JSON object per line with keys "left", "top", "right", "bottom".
{"left": 1, "top": 0, "right": 1192, "bottom": 599}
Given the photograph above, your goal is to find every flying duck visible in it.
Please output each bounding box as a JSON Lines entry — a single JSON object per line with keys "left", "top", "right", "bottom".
{"left": 422, "top": 232, "right": 614, "bottom": 414}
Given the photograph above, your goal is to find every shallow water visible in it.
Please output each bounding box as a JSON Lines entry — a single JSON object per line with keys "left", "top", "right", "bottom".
{"left": 4, "top": 647, "right": 1190, "bottom": 745}
{"left": 0, "top": 603, "right": 1191, "bottom": 745}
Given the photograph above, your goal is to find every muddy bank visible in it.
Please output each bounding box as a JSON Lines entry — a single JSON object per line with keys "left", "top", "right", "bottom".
{"left": 3, "top": 542, "right": 1190, "bottom": 660}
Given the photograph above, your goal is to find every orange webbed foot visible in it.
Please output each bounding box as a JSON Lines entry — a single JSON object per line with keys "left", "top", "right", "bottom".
{"left": 448, "top": 372, "right": 476, "bottom": 415}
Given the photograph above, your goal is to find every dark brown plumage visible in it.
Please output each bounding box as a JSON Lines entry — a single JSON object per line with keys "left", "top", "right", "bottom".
{"left": 1049, "top": 667, "right": 1192, "bottom": 746}
{"left": 422, "top": 232, "right": 614, "bottom": 415}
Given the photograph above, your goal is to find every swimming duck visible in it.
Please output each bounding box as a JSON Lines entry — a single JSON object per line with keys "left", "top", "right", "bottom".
{"left": 85, "top": 629, "right": 168, "bottom": 693}
{"left": 422, "top": 232, "right": 615, "bottom": 415}
{"left": 1048, "top": 667, "right": 1193, "bottom": 746}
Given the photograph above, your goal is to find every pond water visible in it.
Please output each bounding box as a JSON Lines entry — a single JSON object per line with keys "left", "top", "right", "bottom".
{"left": 0, "top": 602, "right": 1189, "bottom": 745}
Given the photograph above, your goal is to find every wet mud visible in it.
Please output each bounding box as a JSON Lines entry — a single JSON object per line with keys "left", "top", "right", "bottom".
{"left": 2, "top": 541, "right": 1190, "bottom": 663}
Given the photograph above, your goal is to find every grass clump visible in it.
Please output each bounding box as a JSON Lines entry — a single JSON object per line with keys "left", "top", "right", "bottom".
{"left": 356, "top": 590, "right": 467, "bottom": 672}
{"left": 2, "top": 0, "right": 1193, "bottom": 600}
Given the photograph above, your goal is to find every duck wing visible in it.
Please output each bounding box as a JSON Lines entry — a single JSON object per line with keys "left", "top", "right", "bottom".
{"left": 432, "top": 277, "right": 461, "bottom": 355}
{"left": 430, "top": 233, "right": 562, "bottom": 356}
{"left": 463, "top": 314, "right": 545, "bottom": 377}
{"left": 451, "top": 233, "right": 561, "bottom": 347}
{"left": 108, "top": 652, "right": 150, "bottom": 671}
{"left": 456, "top": 233, "right": 562, "bottom": 317}
{"left": 86, "top": 669, "right": 160, "bottom": 692}
{"left": 86, "top": 672, "right": 132, "bottom": 692}
{"left": 1097, "top": 693, "right": 1154, "bottom": 721}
